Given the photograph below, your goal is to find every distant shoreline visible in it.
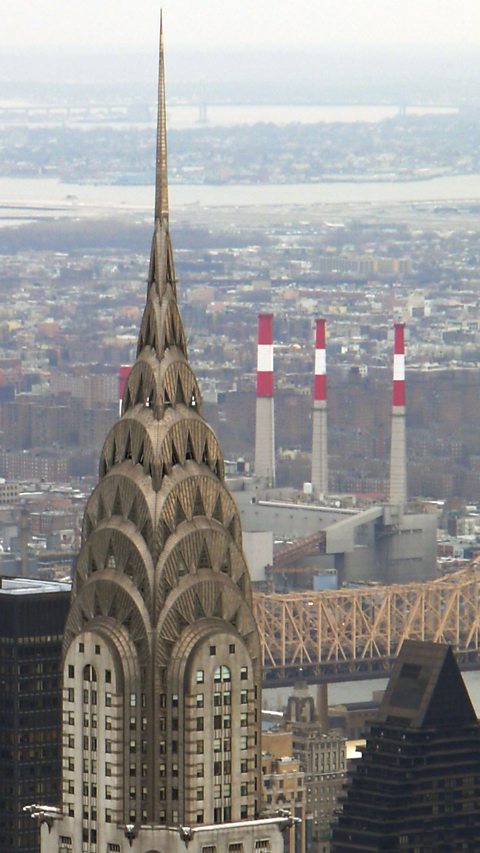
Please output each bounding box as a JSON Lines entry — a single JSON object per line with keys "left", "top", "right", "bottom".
{"left": 2, "top": 174, "right": 480, "bottom": 223}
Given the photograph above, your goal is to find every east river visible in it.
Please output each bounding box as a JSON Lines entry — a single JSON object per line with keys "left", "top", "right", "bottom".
{"left": 264, "top": 669, "right": 480, "bottom": 714}
{"left": 2, "top": 173, "right": 480, "bottom": 228}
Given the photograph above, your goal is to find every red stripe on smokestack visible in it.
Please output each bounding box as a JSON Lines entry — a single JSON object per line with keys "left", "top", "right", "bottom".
{"left": 256, "top": 313, "right": 274, "bottom": 398}
{"left": 119, "top": 365, "right": 131, "bottom": 400}
{"left": 392, "top": 323, "right": 405, "bottom": 407}
{"left": 314, "top": 318, "right": 327, "bottom": 402}
{"left": 315, "top": 318, "right": 326, "bottom": 349}
{"left": 119, "top": 365, "right": 131, "bottom": 415}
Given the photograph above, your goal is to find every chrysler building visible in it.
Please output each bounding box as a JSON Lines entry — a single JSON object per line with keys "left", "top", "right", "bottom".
{"left": 39, "top": 14, "right": 287, "bottom": 853}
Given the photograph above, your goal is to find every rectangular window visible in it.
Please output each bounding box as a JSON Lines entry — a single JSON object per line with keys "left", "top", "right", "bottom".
{"left": 196, "top": 694, "right": 204, "bottom": 708}
{"left": 240, "top": 667, "right": 248, "bottom": 680}
{"left": 196, "top": 741, "right": 204, "bottom": 755}
{"left": 197, "top": 787, "right": 204, "bottom": 800}
{"left": 196, "top": 717, "right": 204, "bottom": 731}
{"left": 105, "top": 669, "right": 111, "bottom": 683}
{"left": 68, "top": 665, "right": 75, "bottom": 678}
{"left": 240, "top": 690, "right": 248, "bottom": 704}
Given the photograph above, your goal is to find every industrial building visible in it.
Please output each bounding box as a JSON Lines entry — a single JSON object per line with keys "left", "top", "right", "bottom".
{"left": 247, "top": 319, "right": 438, "bottom": 586}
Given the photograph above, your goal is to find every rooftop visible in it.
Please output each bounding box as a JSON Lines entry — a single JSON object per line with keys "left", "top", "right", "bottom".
{"left": 0, "top": 575, "right": 71, "bottom": 596}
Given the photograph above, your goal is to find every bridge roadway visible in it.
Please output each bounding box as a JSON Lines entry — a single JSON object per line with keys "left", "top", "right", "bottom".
{"left": 254, "top": 563, "right": 480, "bottom": 686}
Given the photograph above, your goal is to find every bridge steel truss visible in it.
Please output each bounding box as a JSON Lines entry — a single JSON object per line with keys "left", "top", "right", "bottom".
{"left": 254, "top": 566, "right": 480, "bottom": 684}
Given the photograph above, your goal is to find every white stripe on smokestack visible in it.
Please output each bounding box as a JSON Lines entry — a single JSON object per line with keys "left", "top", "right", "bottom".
{"left": 389, "top": 322, "right": 407, "bottom": 506}
{"left": 312, "top": 318, "right": 328, "bottom": 498}
{"left": 254, "top": 313, "right": 275, "bottom": 486}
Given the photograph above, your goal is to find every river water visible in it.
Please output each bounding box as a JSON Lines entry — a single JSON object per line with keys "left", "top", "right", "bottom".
{"left": 1, "top": 173, "right": 480, "bottom": 226}
{"left": 264, "top": 669, "right": 480, "bottom": 715}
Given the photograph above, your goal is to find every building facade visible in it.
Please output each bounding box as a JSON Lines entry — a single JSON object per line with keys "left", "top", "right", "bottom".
{"left": 332, "top": 640, "right": 480, "bottom": 852}
{"left": 0, "top": 578, "right": 70, "bottom": 853}
{"left": 38, "top": 19, "right": 287, "bottom": 853}
{"left": 284, "top": 691, "right": 346, "bottom": 851}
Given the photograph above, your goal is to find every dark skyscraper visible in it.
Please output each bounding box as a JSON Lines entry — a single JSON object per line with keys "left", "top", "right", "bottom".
{"left": 0, "top": 578, "right": 69, "bottom": 853}
{"left": 39, "top": 17, "right": 287, "bottom": 853}
{"left": 332, "top": 640, "right": 480, "bottom": 852}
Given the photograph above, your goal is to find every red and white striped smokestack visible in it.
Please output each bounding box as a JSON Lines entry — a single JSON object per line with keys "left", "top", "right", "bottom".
{"left": 118, "top": 365, "right": 131, "bottom": 416}
{"left": 389, "top": 323, "right": 407, "bottom": 506}
{"left": 312, "top": 319, "right": 328, "bottom": 498}
{"left": 254, "top": 313, "right": 275, "bottom": 485}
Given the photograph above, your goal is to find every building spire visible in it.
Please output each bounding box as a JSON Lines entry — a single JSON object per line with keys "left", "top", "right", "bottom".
{"left": 155, "top": 10, "right": 169, "bottom": 225}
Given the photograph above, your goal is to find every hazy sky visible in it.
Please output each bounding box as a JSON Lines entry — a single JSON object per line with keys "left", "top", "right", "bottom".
{"left": 4, "top": 0, "right": 480, "bottom": 50}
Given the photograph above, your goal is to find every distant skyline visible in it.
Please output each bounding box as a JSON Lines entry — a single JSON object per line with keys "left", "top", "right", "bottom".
{"left": 4, "top": 0, "right": 480, "bottom": 49}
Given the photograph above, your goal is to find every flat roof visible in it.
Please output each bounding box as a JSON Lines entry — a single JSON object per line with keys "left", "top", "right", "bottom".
{"left": 0, "top": 577, "right": 71, "bottom": 596}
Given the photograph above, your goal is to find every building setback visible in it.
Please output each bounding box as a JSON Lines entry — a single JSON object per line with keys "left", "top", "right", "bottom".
{"left": 38, "top": 17, "right": 287, "bottom": 853}
{"left": 331, "top": 640, "right": 480, "bottom": 852}
{"left": 0, "top": 578, "right": 69, "bottom": 853}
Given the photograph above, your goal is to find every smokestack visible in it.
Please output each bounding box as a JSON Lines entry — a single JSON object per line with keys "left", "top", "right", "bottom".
{"left": 118, "top": 365, "right": 131, "bottom": 416}
{"left": 311, "top": 318, "right": 328, "bottom": 498}
{"left": 254, "top": 313, "right": 275, "bottom": 486}
{"left": 316, "top": 682, "right": 329, "bottom": 732}
{"left": 389, "top": 323, "right": 407, "bottom": 506}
